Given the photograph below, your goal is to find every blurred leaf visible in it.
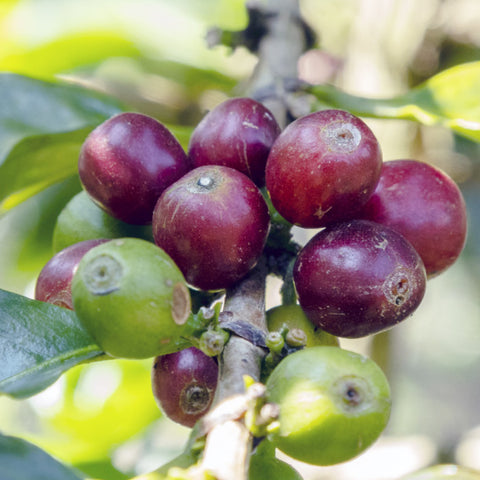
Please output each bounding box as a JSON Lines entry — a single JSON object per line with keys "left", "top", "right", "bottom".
{"left": 0, "top": 0, "right": 19, "bottom": 18}
{"left": 0, "top": 128, "right": 93, "bottom": 211}
{"left": 35, "top": 359, "right": 161, "bottom": 467}
{"left": 143, "top": 58, "right": 237, "bottom": 97}
{"left": 173, "top": 0, "right": 248, "bottom": 29}
{"left": 0, "top": 289, "right": 103, "bottom": 398}
{"left": 308, "top": 61, "right": 480, "bottom": 143}
{"left": 129, "top": 450, "right": 197, "bottom": 480}
{"left": 165, "top": 123, "right": 194, "bottom": 151}
{"left": 0, "top": 433, "right": 85, "bottom": 480}
{"left": 0, "top": 32, "right": 140, "bottom": 80}
{"left": 74, "top": 458, "right": 130, "bottom": 480}
{"left": 0, "top": 177, "right": 82, "bottom": 294}
{"left": 0, "top": 73, "right": 124, "bottom": 212}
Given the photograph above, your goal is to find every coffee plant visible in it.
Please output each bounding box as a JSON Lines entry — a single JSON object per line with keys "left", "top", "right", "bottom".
{"left": 0, "top": 1, "right": 479, "bottom": 480}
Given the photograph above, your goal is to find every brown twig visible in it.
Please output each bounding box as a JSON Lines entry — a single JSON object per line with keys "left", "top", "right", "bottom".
{"left": 196, "top": 260, "right": 268, "bottom": 480}
{"left": 189, "top": 2, "right": 312, "bottom": 478}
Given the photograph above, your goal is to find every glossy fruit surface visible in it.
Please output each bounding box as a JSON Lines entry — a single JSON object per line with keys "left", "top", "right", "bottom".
{"left": 266, "top": 346, "right": 391, "bottom": 466}
{"left": 35, "top": 239, "right": 108, "bottom": 309}
{"left": 265, "top": 109, "right": 382, "bottom": 227}
{"left": 53, "top": 191, "right": 153, "bottom": 253}
{"left": 152, "top": 346, "right": 218, "bottom": 427}
{"left": 153, "top": 165, "right": 270, "bottom": 291}
{"left": 72, "top": 238, "right": 191, "bottom": 358}
{"left": 293, "top": 220, "right": 426, "bottom": 338}
{"left": 78, "top": 112, "right": 190, "bottom": 224}
{"left": 266, "top": 304, "right": 338, "bottom": 347}
{"left": 358, "top": 159, "right": 467, "bottom": 277}
{"left": 188, "top": 97, "right": 281, "bottom": 186}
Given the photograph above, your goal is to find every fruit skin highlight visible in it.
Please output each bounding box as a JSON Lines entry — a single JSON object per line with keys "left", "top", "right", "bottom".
{"left": 265, "top": 109, "right": 382, "bottom": 228}
{"left": 358, "top": 159, "right": 467, "bottom": 277}
{"left": 72, "top": 238, "right": 192, "bottom": 359}
{"left": 153, "top": 165, "right": 270, "bottom": 291}
{"left": 151, "top": 347, "right": 218, "bottom": 428}
{"left": 266, "top": 346, "right": 391, "bottom": 466}
{"left": 78, "top": 112, "right": 190, "bottom": 225}
{"left": 293, "top": 219, "right": 426, "bottom": 338}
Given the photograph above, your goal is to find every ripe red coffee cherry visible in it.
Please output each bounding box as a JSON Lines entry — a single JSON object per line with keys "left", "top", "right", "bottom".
{"left": 265, "top": 109, "right": 382, "bottom": 227}
{"left": 188, "top": 97, "right": 281, "bottom": 186}
{"left": 78, "top": 112, "right": 190, "bottom": 225}
{"left": 358, "top": 159, "right": 467, "bottom": 277}
{"left": 35, "top": 239, "right": 108, "bottom": 310}
{"left": 152, "top": 347, "right": 218, "bottom": 427}
{"left": 152, "top": 165, "right": 270, "bottom": 291}
{"left": 293, "top": 220, "right": 427, "bottom": 338}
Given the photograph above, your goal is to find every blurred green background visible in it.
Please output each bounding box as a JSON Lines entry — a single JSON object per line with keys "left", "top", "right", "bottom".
{"left": 0, "top": 1, "right": 479, "bottom": 479}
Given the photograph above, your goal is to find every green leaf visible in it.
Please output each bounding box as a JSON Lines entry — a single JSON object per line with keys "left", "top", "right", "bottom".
{"left": 0, "top": 433, "right": 85, "bottom": 480}
{"left": 308, "top": 61, "right": 480, "bottom": 143}
{"left": 0, "top": 73, "right": 123, "bottom": 212}
{"left": 0, "top": 177, "right": 82, "bottom": 293}
{"left": 0, "top": 31, "right": 140, "bottom": 80}
{"left": 0, "top": 289, "right": 103, "bottom": 399}
{"left": 0, "top": 128, "right": 93, "bottom": 211}
{"left": 142, "top": 58, "right": 237, "bottom": 97}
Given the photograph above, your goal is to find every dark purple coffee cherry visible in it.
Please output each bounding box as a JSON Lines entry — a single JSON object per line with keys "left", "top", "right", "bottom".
{"left": 35, "top": 239, "right": 109, "bottom": 310}
{"left": 293, "top": 220, "right": 427, "bottom": 338}
{"left": 78, "top": 112, "right": 190, "bottom": 225}
{"left": 358, "top": 159, "right": 467, "bottom": 277}
{"left": 152, "top": 347, "right": 218, "bottom": 428}
{"left": 265, "top": 109, "right": 382, "bottom": 227}
{"left": 188, "top": 97, "right": 281, "bottom": 186}
{"left": 152, "top": 165, "right": 270, "bottom": 291}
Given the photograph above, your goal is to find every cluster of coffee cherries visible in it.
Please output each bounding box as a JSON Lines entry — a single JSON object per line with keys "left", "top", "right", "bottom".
{"left": 34, "top": 97, "right": 467, "bottom": 468}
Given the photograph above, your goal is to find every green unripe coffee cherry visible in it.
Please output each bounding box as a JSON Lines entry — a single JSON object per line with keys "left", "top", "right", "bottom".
{"left": 53, "top": 191, "right": 153, "bottom": 253}
{"left": 72, "top": 238, "right": 191, "bottom": 359}
{"left": 399, "top": 465, "right": 480, "bottom": 480}
{"left": 266, "top": 346, "right": 391, "bottom": 466}
{"left": 249, "top": 440, "right": 302, "bottom": 480}
{"left": 266, "top": 304, "right": 339, "bottom": 348}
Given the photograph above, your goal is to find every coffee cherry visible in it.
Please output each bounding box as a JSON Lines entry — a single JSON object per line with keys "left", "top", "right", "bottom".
{"left": 293, "top": 220, "right": 426, "bottom": 338}
{"left": 53, "top": 191, "right": 153, "bottom": 253}
{"left": 188, "top": 97, "right": 281, "bottom": 186}
{"left": 265, "top": 109, "right": 382, "bottom": 227}
{"left": 266, "top": 346, "right": 391, "bottom": 466}
{"left": 266, "top": 304, "right": 338, "bottom": 347}
{"left": 78, "top": 112, "right": 190, "bottom": 225}
{"left": 358, "top": 159, "right": 467, "bottom": 277}
{"left": 152, "top": 347, "right": 218, "bottom": 428}
{"left": 249, "top": 440, "right": 303, "bottom": 480}
{"left": 152, "top": 165, "right": 270, "bottom": 291}
{"left": 35, "top": 239, "right": 108, "bottom": 309}
{"left": 72, "top": 238, "right": 192, "bottom": 358}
